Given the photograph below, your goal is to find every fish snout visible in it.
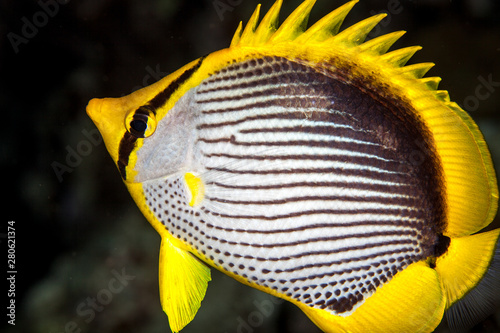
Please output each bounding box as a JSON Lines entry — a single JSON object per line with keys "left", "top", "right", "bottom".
{"left": 86, "top": 98, "right": 103, "bottom": 126}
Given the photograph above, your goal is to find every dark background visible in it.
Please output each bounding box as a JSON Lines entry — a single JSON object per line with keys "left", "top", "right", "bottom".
{"left": 2, "top": 0, "right": 500, "bottom": 332}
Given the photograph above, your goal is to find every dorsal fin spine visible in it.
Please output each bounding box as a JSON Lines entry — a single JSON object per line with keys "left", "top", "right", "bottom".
{"left": 296, "top": 0, "right": 359, "bottom": 44}
{"left": 239, "top": 4, "right": 261, "bottom": 46}
{"left": 327, "top": 13, "right": 387, "bottom": 46}
{"left": 395, "top": 62, "right": 435, "bottom": 79}
{"left": 379, "top": 46, "right": 422, "bottom": 67}
{"left": 420, "top": 77, "right": 441, "bottom": 90}
{"left": 230, "top": 21, "right": 243, "bottom": 47}
{"left": 253, "top": 0, "right": 283, "bottom": 45}
{"left": 269, "top": 0, "right": 317, "bottom": 43}
{"left": 356, "top": 30, "right": 406, "bottom": 55}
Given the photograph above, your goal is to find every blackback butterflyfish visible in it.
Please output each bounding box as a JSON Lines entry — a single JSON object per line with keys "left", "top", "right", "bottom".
{"left": 86, "top": 1, "right": 500, "bottom": 332}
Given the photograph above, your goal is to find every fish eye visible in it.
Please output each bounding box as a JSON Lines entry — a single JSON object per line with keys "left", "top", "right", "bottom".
{"left": 125, "top": 106, "right": 157, "bottom": 138}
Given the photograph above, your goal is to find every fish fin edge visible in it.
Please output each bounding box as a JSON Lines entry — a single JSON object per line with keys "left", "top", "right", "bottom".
{"left": 159, "top": 237, "right": 211, "bottom": 333}
{"left": 427, "top": 100, "right": 499, "bottom": 237}
{"left": 436, "top": 229, "right": 500, "bottom": 331}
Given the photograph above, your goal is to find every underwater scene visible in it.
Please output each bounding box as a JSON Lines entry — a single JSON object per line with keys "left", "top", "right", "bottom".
{"left": 3, "top": 0, "right": 500, "bottom": 332}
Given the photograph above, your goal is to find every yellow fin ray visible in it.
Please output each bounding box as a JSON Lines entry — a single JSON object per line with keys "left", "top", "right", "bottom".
{"left": 434, "top": 90, "right": 450, "bottom": 102}
{"left": 356, "top": 30, "right": 405, "bottom": 55}
{"left": 418, "top": 99, "right": 498, "bottom": 236}
{"left": 230, "top": 21, "right": 243, "bottom": 47}
{"left": 238, "top": 4, "right": 261, "bottom": 46}
{"left": 436, "top": 229, "right": 500, "bottom": 308}
{"left": 252, "top": 0, "right": 282, "bottom": 45}
{"left": 394, "top": 62, "right": 434, "bottom": 79}
{"left": 327, "top": 13, "right": 386, "bottom": 46}
{"left": 436, "top": 229, "right": 500, "bottom": 330}
{"left": 268, "top": 0, "right": 316, "bottom": 43}
{"left": 296, "top": 0, "right": 358, "bottom": 44}
{"left": 420, "top": 76, "right": 441, "bottom": 90}
{"left": 159, "top": 237, "right": 211, "bottom": 333}
{"left": 379, "top": 45, "right": 421, "bottom": 67}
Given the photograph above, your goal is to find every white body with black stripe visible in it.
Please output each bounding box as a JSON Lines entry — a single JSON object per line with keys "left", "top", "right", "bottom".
{"left": 137, "top": 56, "right": 441, "bottom": 315}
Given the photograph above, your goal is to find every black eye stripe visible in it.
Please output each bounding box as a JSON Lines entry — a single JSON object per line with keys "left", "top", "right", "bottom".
{"left": 117, "top": 56, "right": 205, "bottom": 180}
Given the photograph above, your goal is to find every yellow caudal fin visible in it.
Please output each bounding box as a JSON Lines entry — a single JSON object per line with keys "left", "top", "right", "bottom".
{"left": 158, "top": 237, "right": 211, "bottom": 333}
{"left": 435, "top": 229, "right": 500, "bottom": 331}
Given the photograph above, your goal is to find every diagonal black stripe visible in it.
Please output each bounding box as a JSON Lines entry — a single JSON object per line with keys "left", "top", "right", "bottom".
{"left": 147, "top": 56, "right": 205, "bottom": 112}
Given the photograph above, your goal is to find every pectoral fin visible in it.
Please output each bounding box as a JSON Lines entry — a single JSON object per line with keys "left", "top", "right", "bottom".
{"left": 158, "top": 236, "right": 211, "bottom": 333}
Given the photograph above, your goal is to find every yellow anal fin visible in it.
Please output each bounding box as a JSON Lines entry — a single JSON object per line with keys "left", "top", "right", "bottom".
{"left": 159, "top": 237, "right": 211, "bottom": 333}
{"left": 436, "top": 229, "right": 500, "bottom": 331}
{"left": 300, "top": 262, "right": 445, "bottom": 333}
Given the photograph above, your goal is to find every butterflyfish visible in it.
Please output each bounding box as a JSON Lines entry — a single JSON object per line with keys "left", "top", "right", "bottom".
{"left": 87, "top": 1, "right": 500, "bottom": 332}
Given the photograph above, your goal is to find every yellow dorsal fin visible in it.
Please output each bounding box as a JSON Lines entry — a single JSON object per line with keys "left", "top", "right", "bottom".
{"left": 238, "top": 4, "right": 261, "bottom": 46}
{"left": 252, "top": 0, "right": 283, "bottom": 45}
{"left": 435, "top": 90, "right": 450, "bottom": 102}
{"left": 269, "top": 0, "right": 317, "bottom": 43}
{"left": 420, "top": 76, "right": 441, "bottom": 90}
{"left": 296, "top": 0, "right": 358, "bottom": 44}
{"left": 379, "top": 45, "right": 422, "bottom": 67}
{"left": 159, "top": 237, "right": 211, "bottom": 332}
{"left": 394, "top": 62, "right": 434, "bottom": 79}
{"left": 326, "top": 13, "right": 387, "bottom": 46}
{"left": 356, "top": 30, "right": 405, "bottom": 55}
{"left": 230, "top": 21, "right": 243, "bottom": 47}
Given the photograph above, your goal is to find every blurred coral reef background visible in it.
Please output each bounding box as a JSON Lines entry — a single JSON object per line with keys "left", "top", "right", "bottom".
{"left": 2, "top": 0, "right": 499, "bottom": 332}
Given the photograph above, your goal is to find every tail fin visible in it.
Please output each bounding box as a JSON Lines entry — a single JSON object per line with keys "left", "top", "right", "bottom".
{"left": 435, "top": 229, "right": 500, "bottom": 331}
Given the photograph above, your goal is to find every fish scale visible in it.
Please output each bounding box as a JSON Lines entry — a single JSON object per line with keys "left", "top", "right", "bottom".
{"left": 138, "top": 55, "right": 438, "bottom": 316}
